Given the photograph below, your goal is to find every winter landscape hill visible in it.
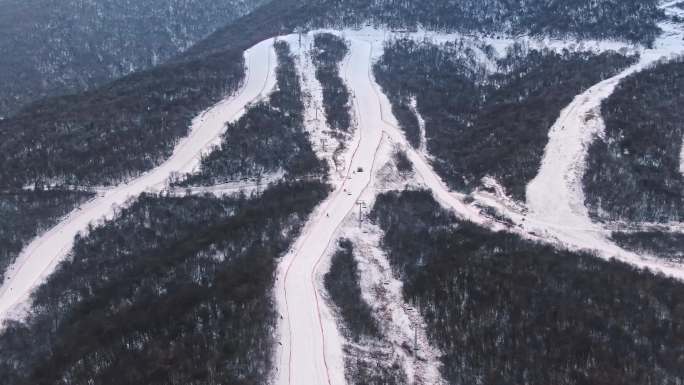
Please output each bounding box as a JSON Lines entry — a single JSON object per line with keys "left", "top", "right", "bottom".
{"left": 0, "top": 0, "right": 683, "bottom": 384}
{"left": 0, "top": 0, "right": 267, "bottom": 118}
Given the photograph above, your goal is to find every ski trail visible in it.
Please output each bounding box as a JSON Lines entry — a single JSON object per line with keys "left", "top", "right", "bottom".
{"left": 0, "top": 38, "right": 278, "bottom": 326}
{"left": 352, "top": 32, "right": 495, "bottom": 229}
{"left": 522, "top": 4, "right": 684, "bottom": 280}
{"left": 526, "top": 65, "right": 643, "bottom": 238}
{"left": 275, "top": 36, "right": 384, "bottom": 385}
{"left": 409, "top": 97, "right": 430, "bottom": 156}
{"left": 336, "top": 135, "right": 446, "bottom": 385}
{"left": 275, "top": 31, "right": 469, "bottom": 385}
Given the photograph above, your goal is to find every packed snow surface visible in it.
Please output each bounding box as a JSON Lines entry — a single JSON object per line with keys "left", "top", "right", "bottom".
{"left": 0, "top": 39, "right": 278, "bottom": 325}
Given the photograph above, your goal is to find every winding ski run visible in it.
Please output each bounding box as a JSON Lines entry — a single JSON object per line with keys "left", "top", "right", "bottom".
{"left": 0, "top": 39, "right": 278, "bottom": 325}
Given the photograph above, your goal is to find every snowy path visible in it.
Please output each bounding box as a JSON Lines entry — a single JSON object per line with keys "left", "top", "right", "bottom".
{"left": 274, "top": 35, "right": 387, "bottom": 385}
{"left": 520, "top": 1, "right": 684, "bottom": 279}
{"left": 352, "top": 31, "right": 495, "bottom": 228}
{"left": 409, "top": 97, "right": 430, "bottom": 156}
{"left": 0, "top": 39, "right": 278, "bottom": 325}
{"left": 522, "top": 61, "right": 684, "bottom": 278}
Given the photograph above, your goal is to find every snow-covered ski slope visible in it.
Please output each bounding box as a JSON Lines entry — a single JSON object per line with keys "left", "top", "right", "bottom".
{"left": 274, "top": 15, "right": 684, "bottom": 383}
{"left": 274, "top": 33, "right": 385, "bottom": 385}
{"left": 274, "top": 29, "right": 494, "bottom": 385}
{"left": 0, "top": 39, "right": 278, "bottom": 325}
{"left": 523, "top": 0, "right": 684, "bottom": 278}
{"left": 335, "top": 135, "right": 447, "bottom": 384}
{"left": 2, "top": 1, "right": 684, "bottom": 382}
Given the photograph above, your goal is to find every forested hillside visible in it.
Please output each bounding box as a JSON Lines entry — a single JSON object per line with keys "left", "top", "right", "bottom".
{"left": 374, "top": 39, "right": 636, "bottom": 200}
{"left": 325, "top": 240, "right": 407, "bottom": 385}
{"left": 0, "top": 0, "right": 663, "bottom": 191}
{"left": 0, "top": 0, "right": 681, "bottom": 384}
{"left": 305, "top": 0, "right": 663, "bottom": 44}
{"left": 0, "top": 181, "right": 328, "bottom": 385}
{"left": 0, "top": 189, "right": 93, "bottom": 283}
{"left": 372, "top": 189, "right": 684, "bottom": 385}
{"left": 192, "top": 0, "right": 663, "bottom": 59}
{"left": 178, "top": 41, "right": 326, "bottom": 186}
{"left": 611, "top": 231, "right": 684, "bottom": 261}
{"left": 0, "top": 0, "right": 266, "bottom": 118}
{"left": 0, "top": 51, "right": 245, "bottom": 189}
{"left": 584, "top": 58, "right": 684, "bottom": 223}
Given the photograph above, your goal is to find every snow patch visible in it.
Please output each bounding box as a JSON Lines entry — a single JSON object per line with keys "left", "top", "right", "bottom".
{"left": 409, "top": 97, "right": 430, "bottom": 157}
{"left": 164, "top": 172, "right": 285, "bottom": 198}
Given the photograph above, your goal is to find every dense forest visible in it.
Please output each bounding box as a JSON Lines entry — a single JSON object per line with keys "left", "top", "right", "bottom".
{"left": 0, "top": 181, "right": 329, "bottom": 385}
{"left": 611, "top": 231, "right": 684, "bottom": 261}
{"left": 0, "top": 189, "right": 93, "bottom": 283}
{"left": 374, "top": 39, "right": 636, "bottom": 200}
{"left": 311, "top": 33, "right": 353, "bottom": 133}
{"left": 302, "top": 0, "right": 663, "bottom": 45}
{"left": 324, "top": 239, "right": 379, "bottom": 341}
{"left": 0, "top": 49, "right": 245, "bottom": 189}
{"left": 371, "top": 189, "right": 684, "bottom": 385}
{"left": 584, "top": 58, "right": 684, "bottom": 223}
{"left": 0, "top": 0, "right": 266, "bottom": 118}
{"left": 178, "top": 41, "right": 326, "bottom": 186}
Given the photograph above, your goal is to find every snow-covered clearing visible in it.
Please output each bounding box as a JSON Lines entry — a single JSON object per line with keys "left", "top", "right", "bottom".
{"left": 164, "top": 172, "right": 284, "bottom": 198}
{"left": 0, "top": 38, "right": 278, "bottom": 325}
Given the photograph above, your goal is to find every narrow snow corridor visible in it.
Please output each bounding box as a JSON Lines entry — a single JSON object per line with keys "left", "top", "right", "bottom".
{"left": 164, "top": 172, "right": 283, "bottom": 198}
{"left": 409, "top": 97, "right": 429, "bottom": 156}
{"left": 0, "top": 39, "right": 278, "bottom": 325}
{"left": 526, "top": 66, "right": 642, "bottom": 244}
{"left": 274, "top": 34, "right": 385, "bottom": 385}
